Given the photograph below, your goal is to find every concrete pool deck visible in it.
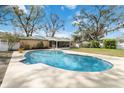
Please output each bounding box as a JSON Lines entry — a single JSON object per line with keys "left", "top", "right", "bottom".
{"left": 1, "top": 49, "right": 124, "bottom": 88}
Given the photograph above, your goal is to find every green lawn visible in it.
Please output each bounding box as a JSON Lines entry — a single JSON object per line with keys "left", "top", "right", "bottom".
{"left": 70, "top": 48, "right": 124, "bottom": 57}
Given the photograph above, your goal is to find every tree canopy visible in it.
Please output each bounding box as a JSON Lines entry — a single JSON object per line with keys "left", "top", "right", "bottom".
{"left": 12, "top": 5, "right": 44, "bottom": 37}
{"left": 73, "top": 6, "right": 124, "bottom": 41}
{"left": 41, "top": 13, "right": 64, "bottom": 37}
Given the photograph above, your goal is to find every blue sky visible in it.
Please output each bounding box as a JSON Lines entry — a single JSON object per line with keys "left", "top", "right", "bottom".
{"left": 0, "top": 5, "right": 124, "bottom": 38}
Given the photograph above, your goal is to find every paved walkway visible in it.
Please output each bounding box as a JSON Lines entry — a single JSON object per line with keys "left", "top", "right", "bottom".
{"left": 1, "top": 50, "right": 124, "bottom": 88}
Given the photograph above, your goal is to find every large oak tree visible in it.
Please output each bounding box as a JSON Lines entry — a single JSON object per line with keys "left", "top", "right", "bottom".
{"left": 12, "top": 5, "right": 44, "bottom": 37}
{"left": 73, "top": 6, "right": 124, "bottom": 41}
{"left": 42, "top": 13, "right": 64, "bottom": 37}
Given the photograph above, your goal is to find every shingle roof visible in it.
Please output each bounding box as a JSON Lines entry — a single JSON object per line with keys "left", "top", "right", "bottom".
{"left": 19, "top": 36, "right": 46, "bottom": 40}
{"left": 19, "top": 36, "right": 72, "bottom": 41}
{"left": 45, "top": 37, "right": 71, "bottom": 41}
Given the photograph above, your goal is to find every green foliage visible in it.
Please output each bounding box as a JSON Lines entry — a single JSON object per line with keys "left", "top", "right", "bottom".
{"left": 72, "top": 33, "right": 83, "bottom": 43}
{"left": 103, "top": 39, "right": 116, "bottom": 49}
{"left": 90, "top": 40, "right": 100, "bottom": 48}
{"left": 73, "top": 6, "right": 124, "bottom": 41}
{"left": 81, "top": 42, "right": 90, "bottom": 48}
{"left": 3, "top": 34, "right": 19, "bottom": 50}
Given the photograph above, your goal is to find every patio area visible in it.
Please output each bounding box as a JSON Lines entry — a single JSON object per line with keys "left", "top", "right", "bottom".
{"left": 1, "top": 50, "right": 124, "bottom": 88}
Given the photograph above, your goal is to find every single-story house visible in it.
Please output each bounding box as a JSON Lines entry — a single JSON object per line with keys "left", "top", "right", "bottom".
{"left": 0, "top": 36, "right": 73, "bottom": 51}
{"left": 45, "top": 37, "right": 72, "bottom": 48}
{"left": 20, "top": 36, "right": 73, "bottom": 49}
{"left": 116, "top": 36, "right": 124, "bottom": 49}
{"left": 19, "top": 36, "right": 49, "bottom": 49}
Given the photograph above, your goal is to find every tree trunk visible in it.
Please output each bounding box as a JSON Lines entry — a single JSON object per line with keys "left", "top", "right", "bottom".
{"left": 26, "top": 34, "right": 30, "bottom": 37}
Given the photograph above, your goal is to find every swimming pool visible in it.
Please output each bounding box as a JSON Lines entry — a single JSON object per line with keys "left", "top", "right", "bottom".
{"left": 24, "top": 50, "right": 113, "bottom": 72}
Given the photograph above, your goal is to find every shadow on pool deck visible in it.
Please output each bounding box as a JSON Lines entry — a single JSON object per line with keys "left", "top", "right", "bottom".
{"left": 2, "top": 66, "right": 124, "bottom": 88}
{"left": 1, "top": 51, "right": 124, "bottom": 88}
{"left": 0, "top": 51, "right": 13, "bottom": 86}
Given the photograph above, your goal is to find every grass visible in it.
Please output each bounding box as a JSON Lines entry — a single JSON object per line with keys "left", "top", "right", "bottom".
{"left": 0, "top": 51, "right": 13, "bottom": 85}
{"left": 70, "top": 48, "right": 124, "bottom": 57}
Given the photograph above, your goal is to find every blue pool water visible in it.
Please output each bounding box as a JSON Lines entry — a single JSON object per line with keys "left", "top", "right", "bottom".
{"left": 24, "top": 50, "right": 113, "bottom": 72}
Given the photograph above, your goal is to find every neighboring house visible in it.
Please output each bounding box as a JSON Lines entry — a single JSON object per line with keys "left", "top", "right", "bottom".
{"left": 117, "top": 36, "right": 124, "bottom": 49}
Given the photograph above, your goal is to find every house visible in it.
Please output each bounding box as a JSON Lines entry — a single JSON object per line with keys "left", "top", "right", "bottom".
{"left": 45, "top": 37, "right": 72, "bottom": 49}
{"left": 0, "top": 35, "right": 72, "bottom": 51}
{"left": 19, "top": 36, "right": 49, "bottom": 49}
{"left": 19, "top": 36, "right": 72, "bottom": 49}
{"left": 116, "top": 36, "right": 124, "bottom": 49}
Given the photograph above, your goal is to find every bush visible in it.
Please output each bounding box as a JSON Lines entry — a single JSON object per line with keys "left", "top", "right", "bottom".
{"left": 103, "top": 39, "right": 116, "bottom": 49}
{"left": 36, "top": 41, "right": 44, "bottom": 49}
{"left": 90, "top": 40, "right": 100, "bottom": 48}
{"left": 81, "top": 41, "right": 90, "bottom": 48}
{"left": 23, "top": 44, "right": 30, "bottom": 50}
{"left": 20, "top": 43, "right": 30, "bottom": 50}
{"left": 3, "top": 34, "right": 20, "bottom": 51}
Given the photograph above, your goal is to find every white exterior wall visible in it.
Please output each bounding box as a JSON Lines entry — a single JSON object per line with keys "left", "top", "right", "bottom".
{"left": 0, "top": 39, "right": 20, "bottom": 51}
{"left": 0, "top": 41, "right": 8, "bottom": 51}
{"left": 117, "top": 42, "right": 124, "bottom": 49}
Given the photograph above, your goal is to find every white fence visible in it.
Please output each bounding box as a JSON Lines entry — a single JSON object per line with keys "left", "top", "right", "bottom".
{"left": 0, "top": 40, "right": 20, "bottom": 51}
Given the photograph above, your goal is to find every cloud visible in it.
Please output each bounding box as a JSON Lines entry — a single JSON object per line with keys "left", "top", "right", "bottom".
{"left": 64, "top": 5, "right": 77, "bottom": 10}
{"left": 0, "top": 30, "right": 5, "bottom": 32}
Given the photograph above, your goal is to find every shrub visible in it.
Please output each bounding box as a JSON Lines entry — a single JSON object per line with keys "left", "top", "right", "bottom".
{"left": 103, "top": 39, "right": 116, "bottom": 49}
{"left": 23, "top": 44, "right": 30, "bottom": 50}
{"left": 3, "top": 34, "right": 20, "bottom": 51}
{"left": 81, "top": 41, "right": 90, "bottom": 48}
{"left": 36, "top": 41, "right": 44, "bottom": 49}
{"left": 20, "top": 43, "right": 30, "bottom": 50}
{"left": 90, "top": 40, "right": 100, "bottom": 48}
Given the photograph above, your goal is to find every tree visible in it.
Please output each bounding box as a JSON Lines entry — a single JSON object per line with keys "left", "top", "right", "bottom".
{"left": 73, "top": 6, "right": 124, "bottom": 41}
{"left": 42, "top": 13, "right": 64, "bottom": 37}
{"left": 12, "top": 5, "right": 44, "bottom": 37}
{"left": 72, "top": 31, "right": 83, "bottom": 43}
{"left": 2, "top": 33, "right": 20, "bottom": 51}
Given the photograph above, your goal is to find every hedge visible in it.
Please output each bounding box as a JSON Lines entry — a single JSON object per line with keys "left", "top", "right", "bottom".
{"left": 90, "top": 40, "right": 100, "bottom": 48}
{"left": 103, "top": 39, "right": 116, "bottom": 49}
